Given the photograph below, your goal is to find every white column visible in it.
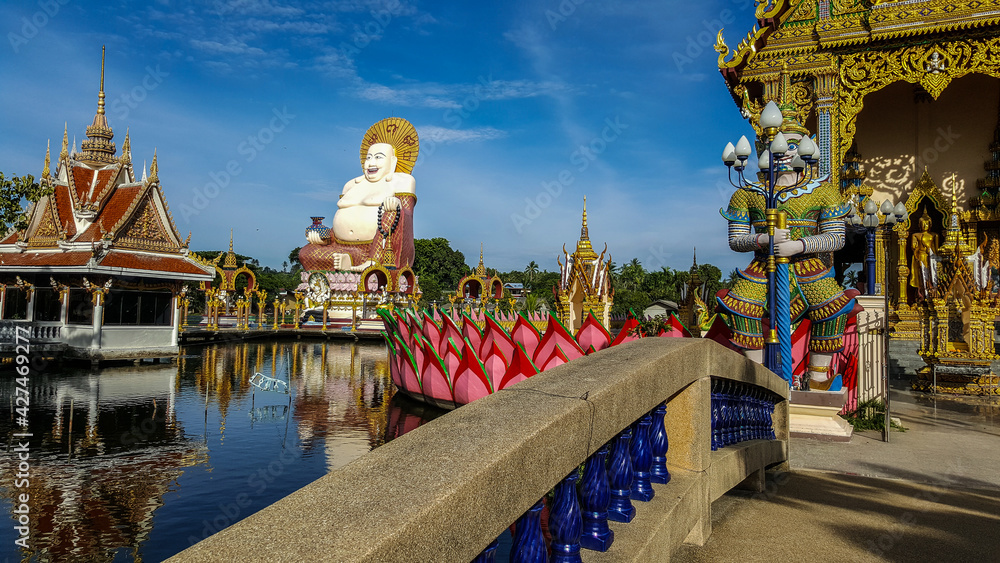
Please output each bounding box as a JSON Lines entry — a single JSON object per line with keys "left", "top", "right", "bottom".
{"left": 170, "top": 293, "right": 179, "bottom": 346}
{"left": 91, "top": 292, "right": 103, "bottom": 350}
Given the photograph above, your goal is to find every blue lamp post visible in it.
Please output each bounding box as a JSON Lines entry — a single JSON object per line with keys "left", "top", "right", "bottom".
{"left": 722, "top": 101, "right": 819, "bottom": 383}
{"left": 849, "top": 199, "right": 907, "bottom": 296}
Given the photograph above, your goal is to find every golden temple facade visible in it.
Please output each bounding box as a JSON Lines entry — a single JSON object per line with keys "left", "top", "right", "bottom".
{"left": 717, "top": 0, "right": 1000, "bottom": 393}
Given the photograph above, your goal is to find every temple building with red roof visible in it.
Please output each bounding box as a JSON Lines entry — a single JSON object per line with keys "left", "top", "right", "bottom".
{"left": 0, "top": 49, "right": 213, "bottom": 361}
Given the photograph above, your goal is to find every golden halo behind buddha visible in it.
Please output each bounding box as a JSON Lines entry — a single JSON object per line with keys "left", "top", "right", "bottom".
{"left": 360, "top": 117, "right": 419, "bottom": 174}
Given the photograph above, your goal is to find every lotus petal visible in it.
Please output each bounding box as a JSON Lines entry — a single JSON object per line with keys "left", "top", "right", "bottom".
{"left": 534, "top": 313, "right": 585, "bottom": 366}
{"left": 420, "top": 337, "right": 455, "bottom": 406}
{"left": 538, "top": 343, "right": 571, "bottom": 371}
{"left": 393, "top": 332, "right": 421, "bottom": 395}
{"left": 481, "top": 312, "right": 516, "bottom": 361}
{"left": 481, "top": 341, "right": 509, "bottom": 384}
{"left": 611, "top": 317, "right": 641, "bottom": 347}
{"left": 659, "top": 313, "right": 691, "bottom": 338}
{"left": 510, "top": 313, "right": 542, "bottom": 359}
{"left": 575, "top": 310, "right": 611, "bottom": 353}
{"left": 499, "top": 343, "right": 539, "bottom": 390}
{"left": 420, "top": 311, "right": 448, "bottom": 358}
{"left": 453, "top": 337, "right": 494, "bottom": 404}
{"left": 440, "top": 313, "right": 465, "bottom": 354}
{"left": 461, "top": 312, "right": 483, "bottom": 354}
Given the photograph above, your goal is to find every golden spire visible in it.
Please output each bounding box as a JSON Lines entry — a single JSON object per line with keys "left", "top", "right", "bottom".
{"left": 476, "top": 243, "right": 486, "bottom": 276}
{"left": 149, "top": 149, "right": 158, "bottom": 182}
{"left": 43, "top": 140, "right": 51, "bottom": 177}
{"left": 79, "top": 46, "right": 117, "bottom": 166}
{"left": 120, "top": 128, "right": 131, "bottom": 166}
{"left": 575, "top": 196, "right": 597, "bottom": 260}
{"left": 98, "top": 45, "right": 106, "bottom": 116}
{"left": 60, "top": 123, "right": 68, "bottom": 161}
{"left": 229, "top": 229, "right": 234, "bottom": 253}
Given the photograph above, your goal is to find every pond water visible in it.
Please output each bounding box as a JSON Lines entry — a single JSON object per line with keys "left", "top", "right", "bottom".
{"left": 0, "top": 339, "right": 443, "bottom": 562}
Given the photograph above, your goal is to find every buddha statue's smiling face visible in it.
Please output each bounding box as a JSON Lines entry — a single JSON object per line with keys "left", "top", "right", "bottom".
{"left": 364, "top": 143, "right": 396, "bottom": 182}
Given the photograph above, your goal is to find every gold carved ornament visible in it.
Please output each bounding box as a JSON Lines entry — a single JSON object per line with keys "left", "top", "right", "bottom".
{"left": 836, "top": 38, "right": 1000, "bottom": 169}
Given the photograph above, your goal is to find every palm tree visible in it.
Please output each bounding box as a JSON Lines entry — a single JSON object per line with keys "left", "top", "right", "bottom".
{"left": 844, "top": 269, "right": 859, "bottom": 289}
{"left": 524, "top": 260, "right": 539, "bottom": 288}
{"left": 522, "top": 292, "right": 542, "bottom": 315}
{"left": 726, "top": 268, "right": 741, "bottom": 288}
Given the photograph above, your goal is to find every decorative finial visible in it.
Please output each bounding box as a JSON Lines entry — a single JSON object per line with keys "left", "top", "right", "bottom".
{"left": 229, "top": 229, "right": 234, "bottom": 253}
{"left": 72, "top": 135, "right": 77, "bottom": 155}
{"left": 98, "top": 45, "right": 106, "bottom": 116}
{"left": 141, "top": 160, "right": 147, "bottom": 182}
{"left": 120, "top": 128, "right": 131, "bottom": 166}
{"left": 581, "top": 195, "right": 590, "bottom": 241}
{"left": 693, "top": 247, "right": 698, "bottom": 268}
{"left": 149, "top": 149, "right": 158, "bottom": 182}
{"left": 60, "top": 123, "right": 68, "bottom": 160}
{"left": 43, "top": 140, "right": 51, "bottom": 178}
{"left": 476, "top": 243, "right": 486, "bottom": 276}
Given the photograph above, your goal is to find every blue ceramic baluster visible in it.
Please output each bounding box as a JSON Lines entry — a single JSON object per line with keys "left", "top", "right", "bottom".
{"left": 767, "top": 397, "right": 776, "bottom": 440}
{"left": 511, "top": 499, "right": 547, "bottom": 563}
{"left": 579, "top": 444, "right": 614, "bottom": 551}
{"left": 607, "top": 426, "right": 635, "bottom": 522}
{"left": 549, "top": 471, "right": 582, "bottom": 563}
{"left": 720, "top": 380, "right": 731, "bottom": 447}
{"left": 630, "top": 413, "right": 655, "bottom": 501}
{"left": 649, "top": 403, "right": 671, "bottom": 484}
{"left": 711, "top": 379, "right": 720, "bottom": 451}
{"left": 735, "top": 383, "right": 744, "bottom": 444}
{"left": 472, "top": 536, "right": 500, "bottom": 563}
{"left": 753, "top": 394, "right": 759, "bottom": 437}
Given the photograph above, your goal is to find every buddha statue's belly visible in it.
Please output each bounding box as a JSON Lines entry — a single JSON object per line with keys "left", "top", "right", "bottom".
{"left": 333, "top": 205, "right": 378, "bottom": 242}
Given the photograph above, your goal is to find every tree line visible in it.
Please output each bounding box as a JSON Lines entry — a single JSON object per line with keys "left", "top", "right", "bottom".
{"left": 411, "top": 238, "right": 735, "bottom": 315}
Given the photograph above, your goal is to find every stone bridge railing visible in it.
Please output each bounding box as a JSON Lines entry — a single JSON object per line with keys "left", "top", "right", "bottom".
{"left": 171, "top": 338, "right": 789, "bottom": 562}
{"left": 0, "top": 321, "right": 62, "bottom": 345}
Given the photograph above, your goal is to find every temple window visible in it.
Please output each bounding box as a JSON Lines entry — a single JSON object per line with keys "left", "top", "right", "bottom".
{"left": 67, "top": 289, "right": 94, "bottom": 324}
{"left": 33, "top": 288, "right": 62, "bottom": 322}
{"left": 3, "top": 288, "right": 28, "bottom": 320}
{"left": 104, "top": 289, "right": 172, "bottom": 326}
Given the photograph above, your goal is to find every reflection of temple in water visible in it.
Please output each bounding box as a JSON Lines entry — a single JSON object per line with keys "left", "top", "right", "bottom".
{"left": 0, "top": 366, "right": 207, "bottom": 561}
{"left": 179, "top": 340, "right": 396, "bottom": 470}
{"left": 289, "top": 342, "right": 394, "bottom": 470}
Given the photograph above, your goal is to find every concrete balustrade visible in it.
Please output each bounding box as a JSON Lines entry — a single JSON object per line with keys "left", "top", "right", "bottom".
{"left": 170, "top": 338, "right": 789, "bottom": 563}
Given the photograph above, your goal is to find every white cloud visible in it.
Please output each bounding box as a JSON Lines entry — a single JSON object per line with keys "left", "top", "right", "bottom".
{"left": 417, "top": 126, "right": 507, "bottom": 143}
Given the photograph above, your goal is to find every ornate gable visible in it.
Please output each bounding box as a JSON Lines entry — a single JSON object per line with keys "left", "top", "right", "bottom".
{"left": 27, "top": 202, "right": 61, "bottom": 248}
{"left": 113, "top": 191, "right": 180, "bottom": 253}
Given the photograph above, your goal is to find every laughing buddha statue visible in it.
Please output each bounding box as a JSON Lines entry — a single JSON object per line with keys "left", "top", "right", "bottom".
{"left": 299, "top": 118, "right": 418, "bottom": 272}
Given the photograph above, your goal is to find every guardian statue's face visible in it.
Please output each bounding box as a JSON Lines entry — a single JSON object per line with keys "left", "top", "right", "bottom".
{"left": 364, "top": 143, "right": 396, "bottom": 182}
{"left": 775, "top": 132, "right": 802, "bottom": 173}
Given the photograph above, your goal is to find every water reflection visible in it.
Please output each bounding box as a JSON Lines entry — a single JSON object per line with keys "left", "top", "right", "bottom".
{"left": 0, "top": 339, "right": 442, "bottom": 562}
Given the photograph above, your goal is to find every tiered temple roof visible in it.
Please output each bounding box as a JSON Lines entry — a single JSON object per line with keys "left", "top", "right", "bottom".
{"left": 0, "top": 50, "right": 212, "bottom": 282}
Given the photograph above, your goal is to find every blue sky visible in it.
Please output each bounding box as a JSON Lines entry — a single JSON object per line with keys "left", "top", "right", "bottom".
{"left": 1, "top": 0, "right": 759, "bottom": 275}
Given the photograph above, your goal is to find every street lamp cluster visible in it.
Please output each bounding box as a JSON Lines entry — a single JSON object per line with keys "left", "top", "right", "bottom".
{"left": 720, "top": 100, "right": 819, "bottom": 382}
{"left": 848, "top": 199, "right": 908, "bottom": 295}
